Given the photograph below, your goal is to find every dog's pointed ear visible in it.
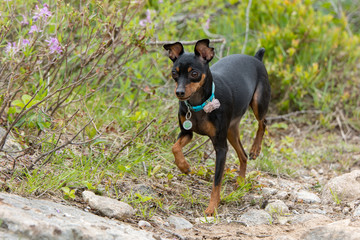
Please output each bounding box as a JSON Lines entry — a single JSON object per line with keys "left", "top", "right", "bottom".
{"left": 163, "top": 42, "right": 184, "bottom": 62}
{"left": 194, "top": 39, "right": 214, "bottom": 62}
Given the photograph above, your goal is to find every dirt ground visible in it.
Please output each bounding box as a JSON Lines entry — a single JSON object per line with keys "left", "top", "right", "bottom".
{"left": 2, "top": 116, "right": 360, "bottom": 240}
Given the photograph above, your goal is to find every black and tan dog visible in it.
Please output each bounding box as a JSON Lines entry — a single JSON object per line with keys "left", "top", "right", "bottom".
{"left": 164, "top": 39, "right": 271, "bottom": 215}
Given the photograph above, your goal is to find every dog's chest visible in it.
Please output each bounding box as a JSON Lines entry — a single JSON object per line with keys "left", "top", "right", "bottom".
{"left": 180, "top": 113, "right": 216, "bottom": 137}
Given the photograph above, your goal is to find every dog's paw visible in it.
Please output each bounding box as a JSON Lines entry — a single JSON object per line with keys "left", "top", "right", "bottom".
{"left": 178, "top": 162, "right": 191, "bottom": 174}
{"left": 249, "top": 146, "right": 261, "bottom": 160}
{"left": 204, "top": 207, "right": 215, "bottom": 216}
{"left": 249, "top": 152, "right": 258, "bottom": 160}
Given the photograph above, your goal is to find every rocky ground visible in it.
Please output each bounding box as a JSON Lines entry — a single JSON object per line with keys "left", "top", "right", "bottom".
{"left": 2, "top": 167, "right": 360, "bottom": 239}
{"left": 1, "top": 124, "right": 360, "bottom": 239}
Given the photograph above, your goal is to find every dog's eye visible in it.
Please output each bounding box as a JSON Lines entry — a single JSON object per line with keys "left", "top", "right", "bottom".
{"left": 190, "top": 71, "right": 199, "bottom": 79}
{"left": 172, "top": 71, "right": 179, "bottom": 79}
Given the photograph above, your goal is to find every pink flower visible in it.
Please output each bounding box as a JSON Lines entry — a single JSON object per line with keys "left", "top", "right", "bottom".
{"left": 204, "top": 18, "right": 210, "bottom": 30}
{"left": 22, "top": 39, "right": 30, "bottom": 46}
{"left": 29, "top": 25, "right": 41, "bottom": 34}
{"left": 33, "top": 4, "right": 52, "bottom": 21}
{"left": 45, "top": 37, "right": 62, "bottom": 54}
{"left": 139, "top": 9, "right": 152, "bottom": 27}
{"left": 5, "top": 42, "right": 18, "bottom": 56}
{"left": 21, "top": 15, "right": 29, "bottom": 25}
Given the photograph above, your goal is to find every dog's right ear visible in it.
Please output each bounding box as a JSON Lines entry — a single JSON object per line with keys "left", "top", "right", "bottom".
{"left": 163, "top": 42, "right": 184, "bottom": 62}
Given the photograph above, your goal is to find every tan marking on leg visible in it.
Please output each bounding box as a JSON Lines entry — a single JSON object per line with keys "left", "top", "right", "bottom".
{"left": 175, "top": 67, "right": 179, "bottom": 72}
{"left": 204, "top": 184, "right": 221, "bottom": 216}
{"left": 249, "top": 87, "right": 266, "bottom": 160}
{"left": 172, "top": 135, "right": 191, "bottom": 173}
{"left": 249, "top": 119, "right": 266, "bottom": 160}
{"left": 180, "top": 115, "right": 186, "bottom": 125}
{"left": 200, "top": 120, "right": 216, "bottom": 137}
{"left": 227, "top": 126, "right": 248, "bottom": 178}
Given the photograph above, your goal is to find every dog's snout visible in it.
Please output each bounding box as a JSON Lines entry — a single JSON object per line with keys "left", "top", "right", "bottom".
{"left": 176, "top": 87, "right": 185, "bottom": 98}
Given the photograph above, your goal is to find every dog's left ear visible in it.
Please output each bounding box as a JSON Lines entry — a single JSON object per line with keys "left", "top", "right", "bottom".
{"left": 194, "top": 39, "right": 214, "bottom": 62}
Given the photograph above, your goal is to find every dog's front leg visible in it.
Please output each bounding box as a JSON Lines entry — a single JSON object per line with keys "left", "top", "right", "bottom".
{"left": 172, "top": 131, "right": 193, "bottom": 174}
{"left": 205, "top": 137, "right": 228, "bottom": 216}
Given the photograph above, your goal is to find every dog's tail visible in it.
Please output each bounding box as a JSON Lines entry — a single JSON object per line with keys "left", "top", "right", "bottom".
{"left": 254, "top": 48, "right": 265, "bottom": 62}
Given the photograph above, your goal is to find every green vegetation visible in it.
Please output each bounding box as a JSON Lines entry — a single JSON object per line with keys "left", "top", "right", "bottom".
{"left": 1, "top": 0, "right": 359, "bottom": 218}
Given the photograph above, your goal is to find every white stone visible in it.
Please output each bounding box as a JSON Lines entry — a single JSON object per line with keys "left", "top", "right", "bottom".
{"left": 239, "top": 209, "right": 272, "bottom": 226}
{"left": 302, "top": 219, "right": 360, "bottom": 240}
{"left": 138, "top": 220, "right": 152, "bottom": 229}
{"left": 276, "top": 191, "right": 290, "bottom": 200}
{"left": 322, "top": 170, "right": 360, "bottom": 204}
{"left": 0, "top": 192, "right": 154, "bottom": 240}
{"left": 265, "top": 200, "right": 290, "bottom": 215}
{"left": 353, "top": 205, "right": 360, "bottom": 217}
{"left": 167, "top": 215, "right": 193, "bottom": 230}
{"left": 82, "top": 191, "right": 134, "bottom": 220}
{"left": 295, "top": 190, "right": 321, "bottom": 204}
{"left": 262, "top": 187, "right": 278, "bottom": 196}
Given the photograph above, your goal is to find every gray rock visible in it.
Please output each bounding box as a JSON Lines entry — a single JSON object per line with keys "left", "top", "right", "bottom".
{"left": 353, "top": 205, "right": 360, "bottom": 217}
{"left": 239, "top": 209, "right": 272, "bottom": 226}
{"left": 0, "top": 192, "right": 154, "bottom": 240}
{"left": 307, "top": 208, "right": 327, "bottom": 215}
{"left": 0, "top": 127, "right": 22, "bottom": 154}
{"left": 295, "top": 190, "right": 321, "bottom": 203}
{"left": 262, "top": 187, "right": 278, "bottom": 196}
{"left": 167, "top": 215, "right": 193, "bottom": 229}
{"left": 138, "top": 220, "right": 152, "bottom": 229}
{"left": 291, "top": 214, "right": 332, "bottom": 224}
{"left": 265, "top": 200, "right": 290, "bottom": 215}
{"left": 82, "top": 190, "right": 134, "bottom": 220}
{"left": 322, "top": 170, "right": 360, "bottom": 204}
{"left": 302, "top": 219, "right": 360, "bottom": 240}
{"left": 276, "top": 191, "right": 290, "bottom": 200}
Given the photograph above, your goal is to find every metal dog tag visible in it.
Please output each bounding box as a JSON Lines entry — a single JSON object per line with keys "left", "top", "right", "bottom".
{"left": 183, "top": 120, "right": 192, "bottom": 130}
{"left": 183, "top": 108, "right": 192, "bottom": 130}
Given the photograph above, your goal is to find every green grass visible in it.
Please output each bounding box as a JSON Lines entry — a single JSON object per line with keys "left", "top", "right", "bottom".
{"left": 1, "top": 0, "right": 360, "bottom": 221}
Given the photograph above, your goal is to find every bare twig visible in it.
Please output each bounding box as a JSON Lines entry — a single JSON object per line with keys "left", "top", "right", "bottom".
{"left": 109, "top": 118, "right": 156, "bottom": 163}
{"left": 266, "top": 110, "right": 323, "bottom": 121}
{"left": 27, "top": 119, "right": 93, "bottom": 170}
{"left": 184, "top": 138, "right": 211, "bottom": 156}
{"left": 242, "top": 0, "right": 253, "bottom": 54}
{"left": 147, "top": 38, "right": 225, "bottom": 46}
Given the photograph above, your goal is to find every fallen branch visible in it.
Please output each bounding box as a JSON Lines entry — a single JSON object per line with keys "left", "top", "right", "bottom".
{"left": 242, "top": 0, "right": 253, "bottom": 54}
{"left": 266, "top": 110, "right": 323, "bottom": 121}
{"left": 147, "top": 38, "right": 225, "bottom": 46}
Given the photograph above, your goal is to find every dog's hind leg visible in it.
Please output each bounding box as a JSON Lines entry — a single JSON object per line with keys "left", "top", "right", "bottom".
{"left": 249, "top": 78, "right": 270, "bottom": 160}
{"left": 227, "top": 122, "right": 248, "bottom": 179}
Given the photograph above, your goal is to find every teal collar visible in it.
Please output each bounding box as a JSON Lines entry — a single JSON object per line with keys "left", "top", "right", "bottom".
{"left": 184, "top": 82, "right": 215, "bottom": 112}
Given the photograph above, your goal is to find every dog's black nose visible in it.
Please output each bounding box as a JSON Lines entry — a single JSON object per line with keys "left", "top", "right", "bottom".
{"left": 176, "top": 89, "right": 185, "bottom": 97}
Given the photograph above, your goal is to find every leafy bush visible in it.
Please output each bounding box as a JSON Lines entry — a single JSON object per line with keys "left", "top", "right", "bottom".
{"left": 0, "top": 1, "right": 149, "bottom": 162}
{"left": 148, "top": 0, "right": 360, "bottom": 120}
